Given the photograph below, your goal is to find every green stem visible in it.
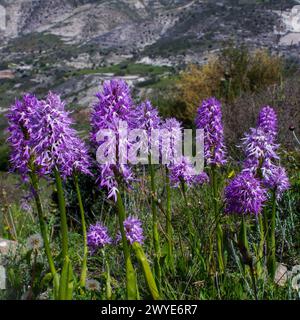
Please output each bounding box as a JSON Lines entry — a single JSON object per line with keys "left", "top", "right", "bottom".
{"left": 59, "top": 255, "right": 74, "bottom": 300}
{"left": 257, "top": 213, "right": 265, "bottom": 276}
{"left": 165, "top": 167, "right": 174, "bottom": 271}
{"left": 180, "top": 181, "right": 197, "bottom": 253}
{"left": 116, "top": 191, "right": 138, "bottom": 300}
{"left": 267, "top": 191, "right": 277, "bottom": 279}
{"left": 181, "top": 181, "right": 193, "bottom": 229}
{"left": 102, "top": 250, "right": 112, "bottom": 300}
{"left": 74, "top": 174, "right": 88, "bottom": 288}
{"left": 54, "top": 168, "right": 68, "bottom": 261}
{"left": 148, "top": 154, "right": 161, "bottom": 290}
{"left": 239, "top": 216, "right": 258, "bottom": 299}
{"left": 29, "top": 171, "right": 58, "bottom": 287}
{"left": 210, "top": 166, "right": 224, "bottom": 273}
{"left": 239, "top": 216, "right": 249, "bottom": 272}
{"left": 249, "top": 263, "right": 258, "bottom": 300}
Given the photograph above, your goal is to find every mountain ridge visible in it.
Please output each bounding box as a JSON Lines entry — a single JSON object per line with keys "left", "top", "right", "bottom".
{"left": 0, "top": 0, "right": 299, "bottom": 114}
{"left": 0, "top": 0, "right": 297, "bottom": 58}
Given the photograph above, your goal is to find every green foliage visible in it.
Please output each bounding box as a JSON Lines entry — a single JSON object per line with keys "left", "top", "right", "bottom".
{"left": 66, "top": 62, "right": 172, "bottom": 78}
{"left": 1, "top": 170, "right": 299, "bottom": 300}
{"left": 174, "top": 46, "right": 284, "bottom": 121}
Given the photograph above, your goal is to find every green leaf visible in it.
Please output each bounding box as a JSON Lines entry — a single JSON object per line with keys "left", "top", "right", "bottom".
{"left": 59, "top": 256, "right": 74, "bottom": 300}
{"left": 105, "top": 259, "right": 112, "bottom": 300}
{"left": 40, "top": 272, "right": 53, "bottom": 288}
{"left": 133, "top": 242, "right": 160, "bottom": 300}
{"left": 66, "top": 260, "right": 74, "bottom": 300}
{"left": 126, "top": 257, "right": 138, "bottom": 300}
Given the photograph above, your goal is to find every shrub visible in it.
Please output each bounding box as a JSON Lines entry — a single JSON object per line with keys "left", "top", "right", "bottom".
{"left": 176, "top": 46, "right": 284, "bottom": 121}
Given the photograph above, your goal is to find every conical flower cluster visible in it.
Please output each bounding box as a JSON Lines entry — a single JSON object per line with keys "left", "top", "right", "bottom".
{"left": 7, "top": 92, "right": 91, "bottom": 179}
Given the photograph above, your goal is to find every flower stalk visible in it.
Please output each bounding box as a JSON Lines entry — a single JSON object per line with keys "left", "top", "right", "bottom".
{"left": 74, "top": 173, "right": 88, "bottom": 288}
{"left": 165, "top": 167, "right": 174, "bottom": 271}
{"left": 238, "top": 216, "right": 258, "bottom": 300}
{"left": 180, "top": 180, "right": 196, "bottom": 252}
{"left": 148, "top": 154, "right": 161, "bottom": 290}
{"left": 210, "top": 166, "right": 224, "bottom": 274}
{"left": 102, "top": 250, "right": 112, "bottom": 300}
{"left": 116, "top": 191, "right": 138, "bottom": 300}
{"left": 266, "top": 190, "right": 277, "bottom": 279}
{"left": 54, "top": 168, "right": 69, "bottom": 261}
{"left": 257, "top": 213, "right": 265, "bottom": 276}
{"left": 29, "top": 170, "right": 58, "bottom": 287}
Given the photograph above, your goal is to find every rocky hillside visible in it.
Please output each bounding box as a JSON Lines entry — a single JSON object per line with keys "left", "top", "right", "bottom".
{"left": 0, "top": 0, "right": 299, "bottom": 114}
{"left": 0, "top": 0, "right": 298, "bottom": 60}
{"left": 0, "top": 0, "right": 199, "bottom": 48}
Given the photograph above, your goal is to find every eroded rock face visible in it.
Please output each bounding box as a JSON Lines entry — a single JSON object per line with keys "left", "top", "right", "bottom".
{"left": 275, "top": 5, "right": 300, "bottom": 45}
{"left": 284, "top": 5, "right": 300, "bottom": 32}
{"left": 0, "top": 0, "right": 183, "bottom": 46}
{"left": 0, "top": 0, "right": 288, "bottom": 51}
